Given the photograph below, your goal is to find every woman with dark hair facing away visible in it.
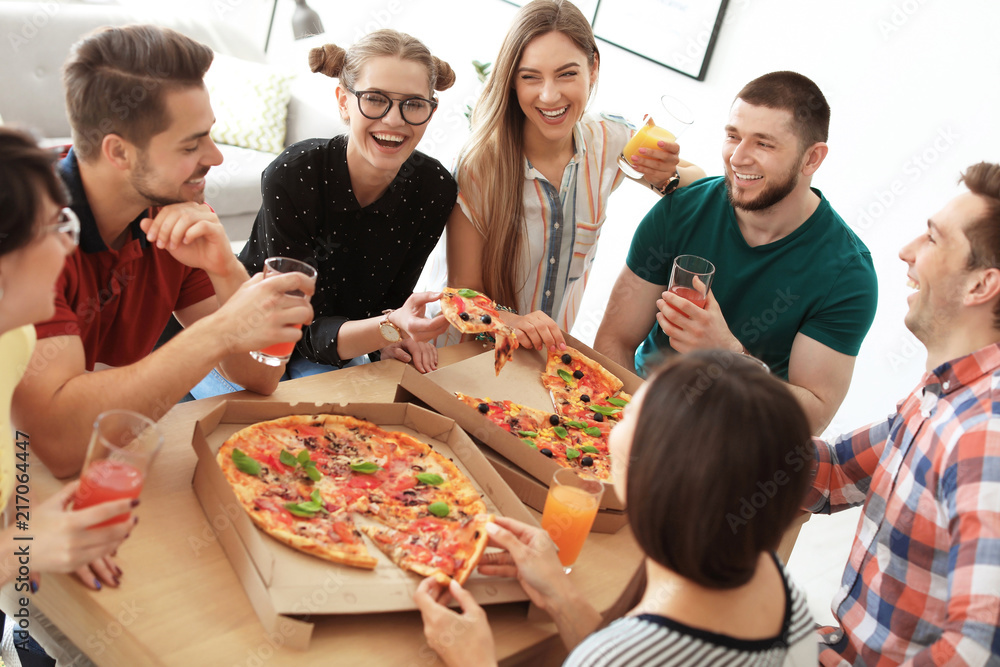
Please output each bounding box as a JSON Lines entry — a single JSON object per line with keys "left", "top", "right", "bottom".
{"left": 435, "top": 0, "right": 705, "bottom": 350}
{"left": 0, "top": 127, "right": 137, "bottom": 593}
{"left": 416, "top": 350, "right": 817, "bottom": 666}
{"left": 236, "top": 29, "right": 458, "bottom": 380}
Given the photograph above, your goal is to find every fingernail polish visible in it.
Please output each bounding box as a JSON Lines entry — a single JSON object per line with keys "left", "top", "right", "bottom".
{"left": 30, "top": 580, "right": 38, "bottom": 593}
{"left": 130, "top": 499, "right": 140, "bottom": 508}
{"left": 112, "top": 575, "right": 120, "bottom": 586}
{"left": 94, "top": 580, "right": 102, "bottom": 590}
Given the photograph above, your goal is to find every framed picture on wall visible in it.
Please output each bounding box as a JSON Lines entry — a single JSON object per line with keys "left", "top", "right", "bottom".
{"left": 592, "top": 0, "right": 730, "bottom": 81}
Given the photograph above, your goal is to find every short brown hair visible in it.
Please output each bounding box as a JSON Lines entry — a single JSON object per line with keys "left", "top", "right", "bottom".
{"left": 960, "top": 162, "right": 1000, "bottom": 327}
{"left": 627, "top": 350, "right": 812, "bottom": 588}
{"left": 736, "top": 71, "right": 830, "bottom": 149}
{"left": 0, "top": 127, "right": 69, "bottom": 256}
{"left": 63, "top": 24, "right": 214, "bottom": 161}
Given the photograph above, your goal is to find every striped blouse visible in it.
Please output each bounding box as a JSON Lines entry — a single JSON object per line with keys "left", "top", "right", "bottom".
{"left": 564, "top": 556, "right": 816, "bottom": 667}
{"left": 457, "top": 113, "right": 629, "bottom": 331}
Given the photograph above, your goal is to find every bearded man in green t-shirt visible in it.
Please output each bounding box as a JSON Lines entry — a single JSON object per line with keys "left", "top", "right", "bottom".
{"left": 595, "top": 71, "right": 877, "bottom": 434}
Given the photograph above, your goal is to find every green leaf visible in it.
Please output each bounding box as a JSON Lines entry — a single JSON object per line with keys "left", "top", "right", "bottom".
{"left": 552, "top": 426, "right": 568, "bottom": 439}
{"left": 416, "top": 473, "right": 444, "bottom": 486}
{"left": 428, "top": 501, "right": 450, "bottom": 518}
{"left": 298, "top": 500, "right": 322, "bottom": 512}
{"left": 591, "top": 405, "right": 622, "bottom": 416}
{"left": 566, "top": 447, "right": 581, "bottom": 460}
{"left": 521, "top": 439, "right": 537, "bottom": 448}
{"left": 306, "top": 466, "right": 322, "bottom": 482}
{"left": 279, "top": 450, "right": 297, "bottom": 467}
{"left": 284, "top": 503, "right": 316, "bottom": 518}
{"left": 232, "top": 449, "right": 261, "bottom": 476}
{"left": 584, "top": 427, "right": 602, "bottom": 437}
{"left": 457, "top": 288, "right": 480, "bottom": 298}
{"left": 297, "top": 449, "right": 312, "bottom": 465}
{"left": 607, "top": 397, "right": 629, "bottom": 407}
{"left": 518, "top": 430, "right": 538, "bottom": 438}
{"left": 557, "top": 369, "right": 575, "bottom": 384}
{"left": 565, "top": 420, "right": 588, "bottom": 429}
{"left": 350, "top": 461, "right": 380, "bottom": 474}
{"left": 581, "top": 444, "right": 600, "bottom": 454}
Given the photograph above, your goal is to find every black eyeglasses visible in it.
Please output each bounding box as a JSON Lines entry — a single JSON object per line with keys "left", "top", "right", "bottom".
{"left": 345, "top": 86, "right": 438, "bottom": 126}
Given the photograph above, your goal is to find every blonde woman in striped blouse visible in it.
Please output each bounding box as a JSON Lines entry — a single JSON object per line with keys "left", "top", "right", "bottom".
{"left": 443, "top": 0, "right": 704, "bottom": 350}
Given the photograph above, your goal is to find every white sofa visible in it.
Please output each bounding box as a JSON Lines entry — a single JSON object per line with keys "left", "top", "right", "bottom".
{"left": 0, "top": 1, "right": 335, "bottom": 242}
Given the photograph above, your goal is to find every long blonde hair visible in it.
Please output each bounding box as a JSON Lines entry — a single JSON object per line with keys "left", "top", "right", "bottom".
{"left": 459, "top": 0, "right": 598, "bottom": 309}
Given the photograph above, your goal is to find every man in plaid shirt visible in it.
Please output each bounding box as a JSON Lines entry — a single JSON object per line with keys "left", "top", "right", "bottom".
{"left": 806, "top": 162, "right": 1000, "bottom": 666}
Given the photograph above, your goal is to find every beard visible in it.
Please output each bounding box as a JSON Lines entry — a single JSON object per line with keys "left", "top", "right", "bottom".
{"left": 131, "top": 152, "right": 207, "bottom": 206}
{"left": 725, "top": 162, "right": 800, "bottom": 212}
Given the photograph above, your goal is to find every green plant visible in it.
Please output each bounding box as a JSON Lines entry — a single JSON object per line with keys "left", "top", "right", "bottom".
{"left": 464, "top": 60, "right": 492, "bottom": 124}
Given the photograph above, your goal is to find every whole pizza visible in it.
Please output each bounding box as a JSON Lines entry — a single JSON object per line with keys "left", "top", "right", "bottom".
{"left": 217, "top": 414, "right": 492, "bottom": 584}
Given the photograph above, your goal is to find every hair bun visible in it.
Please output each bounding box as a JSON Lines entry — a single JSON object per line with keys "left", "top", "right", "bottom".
{"left": 432, "top": 56, "right": 456, "bottom": 92}
{"left": 309, "top": 44, "right": 346, "bottom": 78}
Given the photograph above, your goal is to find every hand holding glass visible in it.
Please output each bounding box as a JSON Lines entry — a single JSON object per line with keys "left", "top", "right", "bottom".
{"left": 618, "top": 95, "right": 694, "bottom": 179}
{"left": 540, "top": 469, "right": 602, "bottom": 573}
{"left": 250, "top": 256, "right": 318, "bottom": 366}
{"left": 667, "top": 254, "right": 715, "bottom": 315}
{"left": 72, "top": 410, "right": 163, "bottom": 527}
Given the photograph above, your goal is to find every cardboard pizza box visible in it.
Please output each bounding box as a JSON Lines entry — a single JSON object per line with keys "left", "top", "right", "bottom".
{"left": 190, "top": 400, "right": 536, "bottom": 650}
{"left": 395, "top": 332, "right": 641, "bottom": 530}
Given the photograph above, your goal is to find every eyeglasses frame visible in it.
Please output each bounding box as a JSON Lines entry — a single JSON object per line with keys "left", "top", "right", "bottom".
{"left": 344, "top": 86, "right": 439, "bottom": 126}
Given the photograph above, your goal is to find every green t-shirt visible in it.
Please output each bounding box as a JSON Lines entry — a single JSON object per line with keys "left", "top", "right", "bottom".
{"left": 627, "top": 176, "right": 877, "bottom": 379}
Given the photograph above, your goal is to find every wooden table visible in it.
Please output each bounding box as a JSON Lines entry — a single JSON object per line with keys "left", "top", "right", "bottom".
{"left": 13, "top": 344, "right": 643, "bottom": 666}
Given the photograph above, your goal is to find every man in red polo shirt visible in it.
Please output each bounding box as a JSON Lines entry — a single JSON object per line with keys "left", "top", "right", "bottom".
{"left": 12, "top": 27, "right": 312, "bottom": 493}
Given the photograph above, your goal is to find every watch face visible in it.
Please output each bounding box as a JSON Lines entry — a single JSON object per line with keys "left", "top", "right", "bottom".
{"left": 380, "top": 322, "right": 401, "bottom": 342}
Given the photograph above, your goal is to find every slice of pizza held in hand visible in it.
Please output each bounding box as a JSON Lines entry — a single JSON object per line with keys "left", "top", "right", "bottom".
{"left": 439, "top": 288, "right": 519, "bottom": 375}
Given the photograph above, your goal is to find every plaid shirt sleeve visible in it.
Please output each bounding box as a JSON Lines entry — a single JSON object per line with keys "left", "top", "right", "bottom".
{"left": 902, "top": 420, "right": 1000, "bottom": 666}
{"left": 805, "top": 416, "right": 895, "bottom": 515}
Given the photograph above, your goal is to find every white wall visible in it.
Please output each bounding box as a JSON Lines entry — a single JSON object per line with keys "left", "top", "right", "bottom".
{"left": 190, "top": 0, "right": 999, "bottom": 437}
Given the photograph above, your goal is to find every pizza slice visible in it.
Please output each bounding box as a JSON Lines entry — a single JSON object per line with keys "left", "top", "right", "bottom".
{"left": 439, "top": 288, "right": 520, "bottom": 375}
{"left": 542, "top": 348, "right": 630, "bottom": 423}
{"left": 360, "top": 514, "right": 493, "bottom": 585}
{"left": 372, "top": 432, "right": 488, "bottom": 523}
{"left": 455, "top": 392, "right": 555, "bottom": 435}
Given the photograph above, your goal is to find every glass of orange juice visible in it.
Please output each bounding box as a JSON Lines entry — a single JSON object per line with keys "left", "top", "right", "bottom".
{"left": 72, "top": 410, "right": 163, "bottom": 527}
{"left": 540, "top": 468, "right": 603, "bottom": 573}
{"left": 618, "top": 95, "right": 694, "bottom": 179}
{"left": 250, "top": 256, "right": 318, "bottom": 366}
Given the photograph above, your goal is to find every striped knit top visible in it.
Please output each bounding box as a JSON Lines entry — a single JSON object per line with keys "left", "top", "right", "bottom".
{"left": 564, "top": 556, "right": 816, "bottom": 667}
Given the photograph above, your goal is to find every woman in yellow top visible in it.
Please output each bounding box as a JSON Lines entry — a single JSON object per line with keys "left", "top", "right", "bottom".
{"left": 0, "top": 127, "right": 136, "bottom": 592}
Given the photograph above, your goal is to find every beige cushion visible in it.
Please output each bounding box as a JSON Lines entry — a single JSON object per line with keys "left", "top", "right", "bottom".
{"left": 205, "top": 53, "right": 293, "bottom": 154}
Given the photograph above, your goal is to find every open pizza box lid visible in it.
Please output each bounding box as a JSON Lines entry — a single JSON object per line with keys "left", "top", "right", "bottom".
{"left": 396, "top": 332, "right": 642, "bottom": 516}
{"left": 190, "top": 400, "right": 535, "bottom": 650}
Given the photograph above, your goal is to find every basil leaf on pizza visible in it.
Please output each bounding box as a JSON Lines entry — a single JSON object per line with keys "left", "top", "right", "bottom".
{"left": 232, "top": 448, "right": 261, "bottom": 476}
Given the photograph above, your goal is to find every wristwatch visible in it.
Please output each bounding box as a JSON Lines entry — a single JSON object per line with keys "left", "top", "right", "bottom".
{"left": 651, "top": 171, "right": 681, "bottom": 196}
{"left": 379, "top": 309, "right": 402, "bottom": 342}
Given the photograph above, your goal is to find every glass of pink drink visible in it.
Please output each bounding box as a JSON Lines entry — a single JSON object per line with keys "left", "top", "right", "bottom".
{"left": 667, "top": 254, "right": 715, "bottom": 316}
{"left": 73, "top": 410, "right": 164, "bottom": 527}
{"left": 250, "top": 256, "right": 318, "bottom": 366}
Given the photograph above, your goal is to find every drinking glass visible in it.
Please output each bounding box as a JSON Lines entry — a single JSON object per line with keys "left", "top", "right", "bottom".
{"left": 250, "top": 256, "right": 318, "bottom": 366}
{"left": 667, "top": 254, "right": 715, "bottom": 314}
{"left": 72, "top": 410, "right": 163, "bottom": 527}
{"left": 618, "top": 95, "right": 695, "bottom": 179}
{"left": 540, "top": 468, "right": 602, "bottom": 573}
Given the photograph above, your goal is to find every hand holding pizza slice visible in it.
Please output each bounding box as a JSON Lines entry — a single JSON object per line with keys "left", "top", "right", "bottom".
{"left": 439, "top": 288, "right": 519, "bottom": 375}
